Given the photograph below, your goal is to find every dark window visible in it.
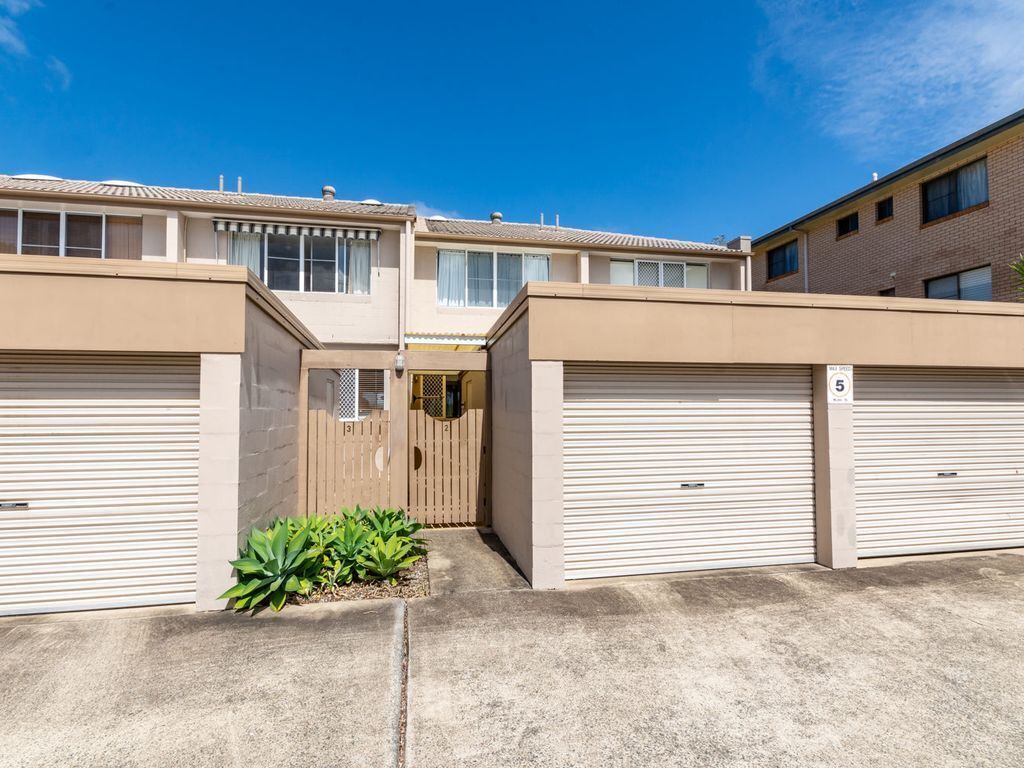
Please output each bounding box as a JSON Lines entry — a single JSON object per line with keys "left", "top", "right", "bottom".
{"left": 836, "top": 212, "right": 859, "bottom": 238}
{"left": 922, "top": 158, "right": 988, "bottom": 223}
{"left": 879, "top": 287, "right": 895, "bottom": 296}
{"left": 0, "top": 209, "right": 17, "bottom": 253}
{"left": 21, "top": 211, "right": 60, "bottom": 256}
{"left": 303, "top": 235, "right": 336, "bottom": 293}
{"left": 767, "top": 240, "right": 799, "bottom": 279}
{"left": 875, "top": 197, "right": 894, "bottom": 222}
{"left": 925, "top": 265, "right": 991, "bottom": 301}
{"left": 65, "top": 214, "right": 103, "bottom": 258}
{"left": 266, "top": 233, "right": 301, "bottom": 291}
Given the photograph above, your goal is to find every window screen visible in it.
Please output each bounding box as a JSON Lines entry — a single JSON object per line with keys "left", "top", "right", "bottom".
{"left": 266, "top": 234, "right": 301, "bottom": 291}
{"left": 21, "top": 212, "right": 60, "bottom": 256}
{"left": 65, "top": 214, "right": 103, "bottom": 258}
{"left": 0, "top": 210, "right": 17, "bottom": 254}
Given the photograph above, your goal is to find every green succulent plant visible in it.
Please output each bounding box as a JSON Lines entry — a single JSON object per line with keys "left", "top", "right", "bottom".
{"left": 219, "top": 519, "right": 320, "bottom": 612}
{"left": 362, "top": 534, "right": 422, "bottom": 585}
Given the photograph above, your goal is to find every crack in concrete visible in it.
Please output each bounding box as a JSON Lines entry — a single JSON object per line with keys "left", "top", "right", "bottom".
{"left": 396, "top": 599, "right": 410, "bottom": 768}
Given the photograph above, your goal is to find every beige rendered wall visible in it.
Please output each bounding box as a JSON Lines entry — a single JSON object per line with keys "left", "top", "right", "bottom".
{"left": 489, "top": 313, "right": 565, "bottom": 588}
{"left": 753, "top": 131, "right": 1024, "bottom": 301}
{"left": 489, "top": 313, "right": 536, "bottom": 578}
{"left": 511, "top": 285, "right": 1024, "bottom": 369}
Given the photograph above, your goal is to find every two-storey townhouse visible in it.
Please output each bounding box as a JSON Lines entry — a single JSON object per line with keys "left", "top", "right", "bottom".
{"left": 752, "top": 107, "right": 1024, "bottom": 303}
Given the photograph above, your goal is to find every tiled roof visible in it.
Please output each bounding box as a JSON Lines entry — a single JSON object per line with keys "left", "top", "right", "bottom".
{"left": 0, "top": 175, "right": 415, "bottom": 218}
{"left": 422, "top": 217, "right": 741, "bottom": 254}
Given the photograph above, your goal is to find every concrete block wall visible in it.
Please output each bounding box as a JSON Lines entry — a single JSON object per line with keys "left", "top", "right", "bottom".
{"left": 753, "top": 132, "right": 1024, "bottom": 301}
{"left": 237, "top": 302, "right": 304, "bottom": 535}
{"left": 196, "top": 300, "right": 306, "bottom": 610}
{"left": 489, "top": 314, "right": 535, "bottom": 579}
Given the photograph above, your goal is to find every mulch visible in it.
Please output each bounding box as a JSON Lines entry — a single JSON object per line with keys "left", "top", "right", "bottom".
{"left": 292, "top": 555, "right": 430, "bottom": 604}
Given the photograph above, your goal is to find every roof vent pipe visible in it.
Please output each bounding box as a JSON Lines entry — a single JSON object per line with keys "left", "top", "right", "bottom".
{"left": 490, "top": 211, "right": 503, "bottom": 224}
{"left": 555, "top": 213, "right": 560, "bottom": 229}
{"left": 218, "top": 174, "right": 224, "bottom": 193}
{"left": 540, "top": 212, "right": 545, "bottom": 227}
{"left": 872, "top": 171, "right": 879, "bottom": 181}
{"left": 237, "top": 176, "right": 243, "bottom": 194}
{"left": 322, "top": 185, "right": 336, "bottom": 201}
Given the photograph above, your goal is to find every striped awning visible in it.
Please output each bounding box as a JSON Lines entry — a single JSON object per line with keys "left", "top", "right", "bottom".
{"left": 214, "top": 219, "right": 380, "bottom": 240}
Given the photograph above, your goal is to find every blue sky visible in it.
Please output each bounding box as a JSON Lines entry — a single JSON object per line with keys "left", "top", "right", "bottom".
{"left": 1, "top": 0, "right": 1022, "bottom": 242}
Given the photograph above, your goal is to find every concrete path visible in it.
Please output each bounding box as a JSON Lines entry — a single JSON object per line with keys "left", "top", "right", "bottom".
{"left": 406, "top": 552, "right": 1024, "bottom": 768}
{"left": 0, "top": 600, "right": 405, "bottom": 768}
{"left": 424, "top": 528, "right": 529, "bottom": 595}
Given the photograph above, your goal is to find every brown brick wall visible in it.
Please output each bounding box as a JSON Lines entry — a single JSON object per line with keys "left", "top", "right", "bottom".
{"left": 753, "top": 133, "right": 1024, "bottom": 302}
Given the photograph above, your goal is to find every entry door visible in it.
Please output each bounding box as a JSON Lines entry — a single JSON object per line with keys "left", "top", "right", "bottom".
{"left": 563, "top": 364, "right": 816, "bottom": 580}
{"left": 854, "top": 367, "right": 1024, "bottom": 557}
{"left": 0, "top": 354, "right": 200, "bottom": 616}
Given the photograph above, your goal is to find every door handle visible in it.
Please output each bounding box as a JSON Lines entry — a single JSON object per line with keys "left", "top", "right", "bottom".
{"left": 680, "top": 483, "right": 705, "bottom": 488}
{"left": 937, "top": 472, "right": 958, "bottom": 478}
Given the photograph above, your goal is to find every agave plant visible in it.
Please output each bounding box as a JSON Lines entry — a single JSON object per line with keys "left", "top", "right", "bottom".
{"left": 320, "top": 516, "right": 374, "bottom": 586}
{"left": 361, "top": 508, "right": 427, "bottom": 553}
{"left": 219, "top": 519, "right": 321, "bottom": 612}
{"left": 362, "top": 534, "right": 422, "bottom": 585}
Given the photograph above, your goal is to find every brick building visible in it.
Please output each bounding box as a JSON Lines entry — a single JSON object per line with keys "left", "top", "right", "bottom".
{"left": 752, "top": 109, "right": 1024, "bottom": 303}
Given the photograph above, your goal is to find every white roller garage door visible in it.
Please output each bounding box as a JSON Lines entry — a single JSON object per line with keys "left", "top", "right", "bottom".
{"left": 563, "top": 364, "right": 816, "bottom": 579}
{"left": 854, "top": 367, "right": 1024, "bottom": 557}
{"left": 0, "top": 354, "right": 200, "bottom": 615}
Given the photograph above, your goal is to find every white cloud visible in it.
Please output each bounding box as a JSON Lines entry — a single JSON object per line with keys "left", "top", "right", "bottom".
{"left": 756, "top": 0, "right": 1024, "bottom": 160}
{"left": 413, "top": 201, "right": 461, "bottom": 219}
{"left": 0, "top": 0, "right": 40, "bottom": 15}
{"left": 0, "top": 16, "right": 26, "bottom": 55}
{"left": 45, "top": 54, "right": 69, "bottom": 90}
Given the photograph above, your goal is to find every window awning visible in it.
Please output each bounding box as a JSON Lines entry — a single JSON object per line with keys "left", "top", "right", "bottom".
{"left": 214, "top": 219, "right": 380, "bottom": 240}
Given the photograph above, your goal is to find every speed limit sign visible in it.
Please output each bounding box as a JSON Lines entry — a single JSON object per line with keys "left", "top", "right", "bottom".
{"left": 827, "top": 365, "right": 853, "bottom": 403}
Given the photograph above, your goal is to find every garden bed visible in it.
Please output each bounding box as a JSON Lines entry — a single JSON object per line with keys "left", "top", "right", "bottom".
{"left": 294, "top": 554, "right": 430, "bottom": 603}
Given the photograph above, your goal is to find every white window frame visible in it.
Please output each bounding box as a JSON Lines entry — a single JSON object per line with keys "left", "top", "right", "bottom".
{"left": 437, "top": 249, "right": 551, "bottom": 308}
{"left": 629, "top": 258, "right": 711, "bottom": 288}
{"left": 256, "top": 233, "right": 375, "bottom": 295}
{"left": 12, "top": 208, "right": 142, "bottom": 259}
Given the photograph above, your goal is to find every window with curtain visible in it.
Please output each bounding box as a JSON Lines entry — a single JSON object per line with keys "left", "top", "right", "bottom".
{"left": 926, "top": 266, "right": 991, "bottom": 301}
{"left": 21, "top": 212, "right": 60, "bottom": 256}
{"left": 767, "top": 240, "right": 799, "bottom": 279}
{"left": 346, "top": 239, "right": 371, "bottom": 295}
{"left": 922, "top": 158, "right": 988, "bottom": 223}
{"left": 229, "top": 232, "right": 263, "bottom": 277}
{"left": 0, "top": 209, "right": 17, "bottom": 254}
{"left": 436, "top": 249, "right": 550, "bottom": 307}
{"left": 437, "top": 249, "right": 467, "bottom": 306}
{"left": 497, "top": 252, "right": 523, "bottom": 305}
{"left": 105, "top": 216, "right": 142, "bottom": 260}
{"left": 467, "top": 251, "right": 493, "bottom": 306}
{"left": 266, "top": 233, "right": 301, "bottom": 291}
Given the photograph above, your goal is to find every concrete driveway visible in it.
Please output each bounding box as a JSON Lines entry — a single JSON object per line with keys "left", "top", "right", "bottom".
{"left": 0, "top": 600, "right": 404, "bottom": 768}
{"left": 407, "top": 552, "right": 1024, "bottom": 767}
{"left": 1, "top": 551, "right": 1023, "bottom": 768}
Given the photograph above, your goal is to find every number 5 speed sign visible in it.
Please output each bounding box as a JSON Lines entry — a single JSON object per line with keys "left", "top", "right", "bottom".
{"left": 827, "top": 365, "right": 853, "bottom": 403}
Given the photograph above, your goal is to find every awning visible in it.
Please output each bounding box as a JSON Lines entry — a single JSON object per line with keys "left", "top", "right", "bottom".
{"left": 214, "top": 219, "right": 380, "bottom": 240}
